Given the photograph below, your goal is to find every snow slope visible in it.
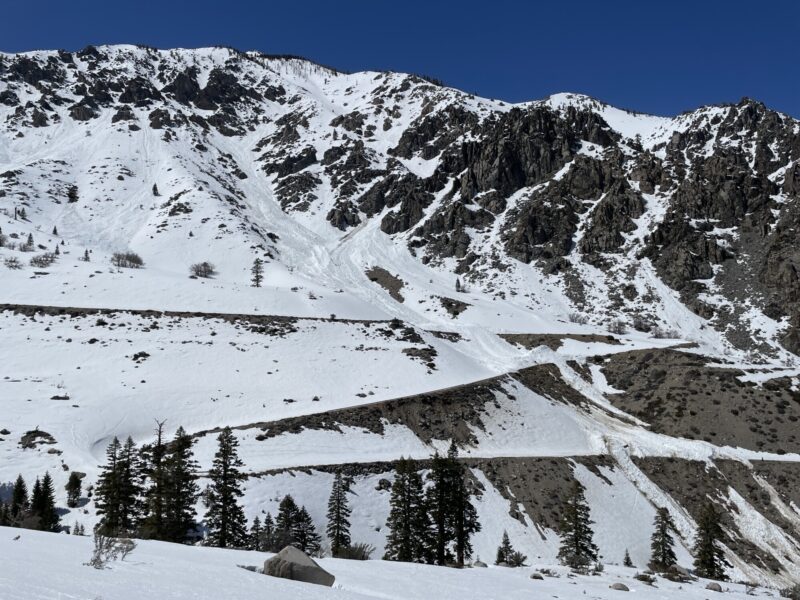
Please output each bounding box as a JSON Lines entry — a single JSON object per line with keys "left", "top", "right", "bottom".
{"left": 0, "top": 528, "right": 781, "bottom": 600}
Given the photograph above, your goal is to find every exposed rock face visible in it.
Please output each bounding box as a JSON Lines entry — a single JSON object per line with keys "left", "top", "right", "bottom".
{"left": 263, "top": 546, "right": 335, "bottom": 587}
{"left": 594, "top": 347, "right": 800, "bottom": 454}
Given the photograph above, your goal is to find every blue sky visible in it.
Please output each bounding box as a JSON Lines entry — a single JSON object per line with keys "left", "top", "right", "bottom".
{"left": 1, "top": 0, "right": 797, "bottom": 117}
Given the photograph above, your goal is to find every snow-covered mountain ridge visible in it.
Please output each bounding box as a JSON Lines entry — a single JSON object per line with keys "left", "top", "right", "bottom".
{"left": 1, "top": 45, "right": 800, "bottom": 589}
{"left": 1, "top": 44, "right": 798, "bottom": 357}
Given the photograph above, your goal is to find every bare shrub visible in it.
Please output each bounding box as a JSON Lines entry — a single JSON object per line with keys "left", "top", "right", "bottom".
{"left": 4, "top": 256, "right": 22, "bottom": 270}
{"left": 111, "top": 252, "right": 144, "bottom": 269}
{"left": 568, "top": 312, "right": 589, "bottom": 325}
{"left": 781, "top": 584, "right": 800, "bottom": 600}
{"left": 20, "top": 234, "right": 34, "bottom": 252}
{"left": 30, "top": 252, "right": 57, "bottom": 268}
{"left": 190, "top": 261, "right": 216, "bottom": 278}
{"left": 85, "top": 532, "right": 137, "bottom": 569}
{"left": 335, "top": 542, "right": 375, "bottom": 560}
{"left": 631, "top": 316, "right": 651, "bottom": 332}
{"left": 635, "top": 572, "right": 657, "bottom": 585}
{"left": 651, "top": 327, "right": 678, "bottom": 339}
{"left": 608, "top": 320, "right": 627, "bottom": 335}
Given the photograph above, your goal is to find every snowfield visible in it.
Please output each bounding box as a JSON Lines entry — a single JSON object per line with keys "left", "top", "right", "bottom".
{"left": 0, "top": 527, "right": 782, "bottom": 600}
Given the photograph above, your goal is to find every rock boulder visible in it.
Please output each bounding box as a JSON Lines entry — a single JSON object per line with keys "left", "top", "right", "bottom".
{"left": 263, "top": 546, "right": 335, "bottom": 587}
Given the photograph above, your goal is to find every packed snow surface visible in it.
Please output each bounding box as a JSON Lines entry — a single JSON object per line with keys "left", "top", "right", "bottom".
{"left": 0, "top": 528, "right": 782, "bottom": 600}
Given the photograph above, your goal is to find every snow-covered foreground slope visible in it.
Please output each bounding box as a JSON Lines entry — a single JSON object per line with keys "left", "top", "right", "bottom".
{"left": 0, "top": 528, "right": 780, "bottom": 600}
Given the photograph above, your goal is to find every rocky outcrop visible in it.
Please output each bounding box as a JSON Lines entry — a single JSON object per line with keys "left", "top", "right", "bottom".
{"left": 263, "top": 546, "right": 335, "bottom": 587}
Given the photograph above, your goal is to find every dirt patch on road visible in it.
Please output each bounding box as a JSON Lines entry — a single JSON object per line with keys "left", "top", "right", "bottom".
{"left": 501, "top": 333, "right": 620, "bottom": 351}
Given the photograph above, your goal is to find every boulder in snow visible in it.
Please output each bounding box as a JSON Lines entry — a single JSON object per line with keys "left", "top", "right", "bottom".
{"left": 609, "top": 582, "right": 630, "bottom": 591}
{"left": 472, "top": 560, "right": 487, "bottom": 568}
{"left": 705, "top": 582, "right": 723, "bottom": 592}
{"left": 263, "top": 546, "right": 335, "bottom": 587}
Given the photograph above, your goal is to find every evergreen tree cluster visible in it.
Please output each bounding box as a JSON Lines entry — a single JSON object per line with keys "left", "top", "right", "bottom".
{"left": 384, "top": 443, "right": 481, "bottom": 567}
{"left": 4, "top": 416, "right": 731, "bottom": 580}
{"left": 0, "top": 472, "right": 60, "bottom": 532}
{"left": 495, "top": 531, "right": 527, "bottom": 567}
{"left": 204, "top": 427, "right": 322, "bottom": 555}
{"left": 94, "top": 423, "right": 199, "bottom": 543}
{"left": 247, "top": 494, "right": 322, "bottom": 555}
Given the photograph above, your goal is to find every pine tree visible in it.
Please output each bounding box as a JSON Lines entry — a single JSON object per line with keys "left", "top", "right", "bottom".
{"left": 52, "top": 226, "right": 58, "bottom": 236}
{"left": 95, "top": 437, "right": 122, "bottom": 534}
{"left": 54, "top": 244, "right": 60, "bottom": 255}
{"left": 163, "top": 426, "right": 199, "bottom": 543}
{"left": 425, "top": 443, "right": 481, "bottom": 567}
{"left": 273, "top": 494, "right": 299, "bottom": 550}
{"left": 205, "top": 427, "right": 247, "bottom": 548}
{"left": 693, "top": 502, "right": 730, "bottom": 581}
{"left": 66, "top": 472, "right": 82, "bottom": 508}
{"left": 496, "top": 531, "right": 513, "bottom": 565}
{"left": 247, "top": 517, "right": 264, "bottom": 552}
{"left": 139, "top": 421, "right": 168, "bottom": 540}
{"left": 0, "top": 502, "right": 9, "bottom": 526}
{"left": 405, "top": 462, "right": 431, "bottom": 564}
{"left": 38, "top": 472, "right": 60, "bottom": 532}
{"left": 118, "top": 436, "right": 143, "bottom": 533}
{"left": 427, "top": 451, "right": 454, "bottom": 566}
{"left": 326, "top": 471, "right": 352, "bottom": 556}
{"left": 82, "top": 249, "right": 90, "bottom": 262}
{"left": 10, "top": 474, "right": 29, "bottom": 523}
{"left": 95, "top": 436, "right": 141, "bottom": 536}
{"left": 152, "top": 183, "right": 160, "bottom": 196}
{"left": 623, "top": 548, "right": 634, "bottom": 567}
{"left": 447, "top": 443, "right": 481, "bottom": 567}
{"left": 29, "top": 477, "right": 43, "bottom": 528}
{"left": 650, "top": 507, "right": 677, "bottom": 572}
{"left": 262, "top": 512, "right": 275, "bottom": 551}
{"left": 251, "top": 257, "right": 264, "bottom": 288}
{"left": 557, "top": 480, "right": 598, "bottom": 569}
{"left": 384, "top": 458, "right": 430, "bottom": 563}
{"left": 292, "top": 506, "right": 322, "bottom": 556}
{"left": 249, "top": 516, "right": 263, "bottom": 551}
{"left": 276, "top": 494, "right": 299, "bottom": 535}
